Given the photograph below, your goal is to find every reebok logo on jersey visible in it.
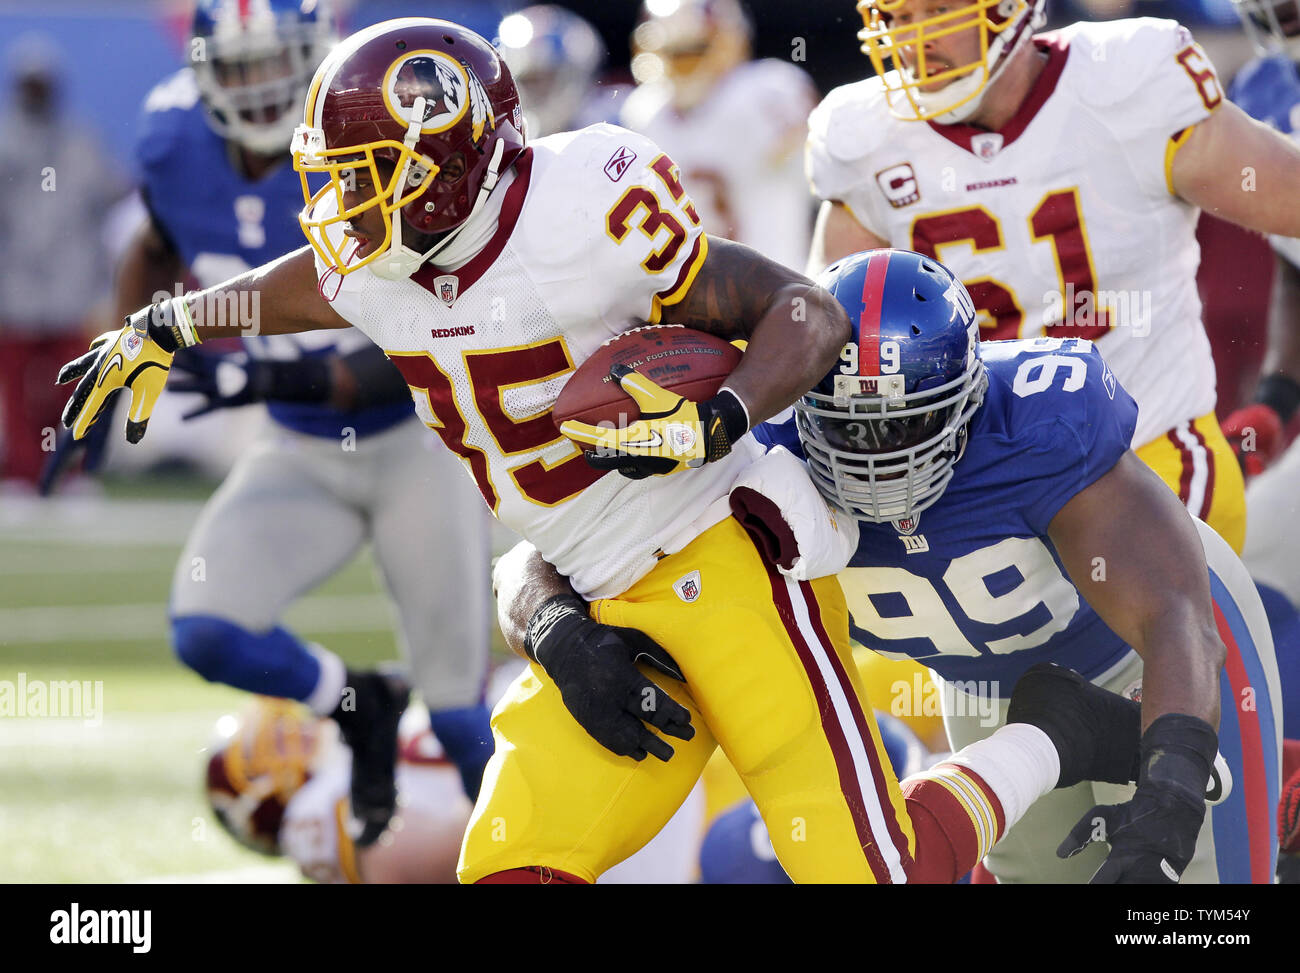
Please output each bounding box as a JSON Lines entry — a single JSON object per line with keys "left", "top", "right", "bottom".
{"left": 1101, "top": 362, "right": 1117, "bottom": 400}
{"left": 673, "top": 570, "right": 702, "bottom": 603}
{"left": 604, "top": 146, "right": 637, "bottom": 182}
{"left": 430, "top": 326, "right": 475, "bottom": 339}
{"left": 875, "top": 163, "right": 919, "bottom": 208}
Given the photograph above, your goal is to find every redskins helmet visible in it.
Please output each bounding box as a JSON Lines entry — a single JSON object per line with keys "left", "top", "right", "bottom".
{"left": 856, "top": 0, "right": 1046, "bottom": 123}
{"left": 293, "top": 18, "right": 526, "bottom": 280}
{"left": 630, "top": 0, "right": 752, "bottom": 112}
{"left": 205, "top": 697, "right": 336, "bottom": 855}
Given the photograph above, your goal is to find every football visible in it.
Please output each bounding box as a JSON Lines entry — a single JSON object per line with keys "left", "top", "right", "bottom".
{"left": 552, "top": 325, "right": 743, "bottom": 446}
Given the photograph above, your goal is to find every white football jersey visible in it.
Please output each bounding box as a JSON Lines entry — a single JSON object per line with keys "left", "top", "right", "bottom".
{"left": 621, "top": 60, "right": 819, "bottom": 271}
{"left": 807, "top": 18, "right": 1226, "bottom": 450}
{"left": 314, "top": 124, "right": 764, "bottom": 599}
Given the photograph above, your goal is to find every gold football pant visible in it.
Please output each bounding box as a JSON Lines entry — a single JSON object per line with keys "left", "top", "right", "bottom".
{"left": 457, "top": 516, "right": 917, "bottom": 883}
{"left": 1135, "top": 412, "right": 1246, "bottom": 553}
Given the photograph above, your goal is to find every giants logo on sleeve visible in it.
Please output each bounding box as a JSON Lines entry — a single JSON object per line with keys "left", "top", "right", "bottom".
{"left": 875, "top": 163, "right": 920, "bottom": 208}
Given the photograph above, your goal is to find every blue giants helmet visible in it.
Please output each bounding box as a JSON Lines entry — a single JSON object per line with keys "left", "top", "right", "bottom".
{"left": 796, "top": 249, "right": 986, "bottom": 524}
{"left": 1232, "top": 0, "right": 1300, "bottom": 59}
{"left": 497, "top": 5, "right": 605, "bottom": 138}
{"left": 190, "top": 0, "right": 337, "bottom": 156}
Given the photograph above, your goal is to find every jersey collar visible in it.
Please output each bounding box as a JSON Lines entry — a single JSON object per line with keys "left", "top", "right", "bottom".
{"left": 412, "top": 147, "right": 534, "bottom": 301}
{"left": 925, "top": 33, "right": 1070, "bottom": 156}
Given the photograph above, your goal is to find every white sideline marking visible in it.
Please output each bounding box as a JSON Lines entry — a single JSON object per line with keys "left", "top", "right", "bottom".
{"left": 0, "top": 592, "right": 393, "bottom": 644}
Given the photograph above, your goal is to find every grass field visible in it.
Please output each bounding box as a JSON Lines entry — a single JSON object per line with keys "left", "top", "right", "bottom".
{"left": 0, "top": 475, "right": 511, "bottom": 883}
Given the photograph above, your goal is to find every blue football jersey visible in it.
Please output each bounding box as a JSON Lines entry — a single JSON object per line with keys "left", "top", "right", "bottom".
{"left": 1229, "top": 52, "right": 1300, "bottom": 134}
{"left": 135, "top": 69, "right": 413, "bottom": 438}
{"left": 759, "top": 337, "right": 1140, "bottom": 690}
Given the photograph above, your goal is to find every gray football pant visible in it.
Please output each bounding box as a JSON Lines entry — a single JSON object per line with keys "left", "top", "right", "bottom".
{"left": 170, "top": 416, "right": 493, "bottom": 710}
{"left": 940, "top": 652, "right": 1228, "bottom": 884}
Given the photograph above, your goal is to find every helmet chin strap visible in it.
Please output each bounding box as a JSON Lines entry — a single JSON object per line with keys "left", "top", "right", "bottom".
{"left": 370, "top": 99, "right": 510, "bottom": 282}
{"left": 412, "top": 136, "right": 508, "bottom": 266}
{"left": 913, "top": 71, "right": 989, "bottom": 124}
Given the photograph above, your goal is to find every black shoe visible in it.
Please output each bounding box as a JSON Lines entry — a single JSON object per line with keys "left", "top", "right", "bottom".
{"left": 330, "top": 669, "right": 410, "bottom": 847}
{"left": 1006, "top": 663, "right": 1141, "bottom": 789}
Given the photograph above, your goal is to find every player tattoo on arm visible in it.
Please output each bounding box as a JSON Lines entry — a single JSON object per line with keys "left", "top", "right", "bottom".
{"left": 659, "top": 237, "right": 851, "bottom": 427}
{"left": 1047, "top": 450, "right": 1225, "bottom": 731}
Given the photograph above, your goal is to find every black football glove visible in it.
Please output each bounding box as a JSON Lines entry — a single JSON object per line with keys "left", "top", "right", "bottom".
{"left": 169, "top": 350, "right": 331, "bottom": 419}
{"left": 524, "top": 594, "right": 695, "bottom": 760}
{"left": 1057, "top": 713, "right": 1217, "bottom": 883}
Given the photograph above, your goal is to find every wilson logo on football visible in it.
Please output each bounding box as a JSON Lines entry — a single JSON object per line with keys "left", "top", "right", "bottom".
{"left": 875, "top": 163, "right": 920, "bottom": 209}
{"left": 604, "top": 146, "right": 637, "bottom": 182}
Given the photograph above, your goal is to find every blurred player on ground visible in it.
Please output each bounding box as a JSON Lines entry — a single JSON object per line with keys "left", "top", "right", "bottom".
{"left": 620, "top": 0, "right": 818, "bottom": 270}
{"left": 205, "top": 687, "right": 708, "bottom": 883}
{"left": 118, "top": 0, "right": 495, "bottom": 846}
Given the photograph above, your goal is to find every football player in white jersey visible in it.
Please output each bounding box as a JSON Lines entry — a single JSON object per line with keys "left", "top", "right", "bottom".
{"left": 111, "top": 0, "right": 496, "bottom": 848}
{"left": 806, "top": 0, "right": 1300, "bottom": 556}
{"left": 62, "top": 17, "right": 1150, "bottom": 884}
{"left": 619, "top": 0, "right": 818, "bottom": 270}
{"left": 205, "top": 690, "right": 708, "bottom": 883}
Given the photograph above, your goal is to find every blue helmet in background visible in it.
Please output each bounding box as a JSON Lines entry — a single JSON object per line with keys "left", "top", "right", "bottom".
{"left": 496, "top": 5, "right": 604, "bottom": 138}
{"left": 1232, "top": 0, "right": 1300, "bottom": 59}
{"left": 796, "top": 248, "right": 986, "bottom": 525}
{"left": 190, "top": 0, "right": 337, "bottom": 156}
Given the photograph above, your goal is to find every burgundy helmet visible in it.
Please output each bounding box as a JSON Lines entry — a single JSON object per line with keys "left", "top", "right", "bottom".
{"left": 293, "top": 18, "right": 526, "bottom": 279}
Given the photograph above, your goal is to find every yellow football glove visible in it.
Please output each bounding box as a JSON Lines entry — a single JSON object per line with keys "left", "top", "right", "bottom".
{"left": 58, "top": 299, "right": 198, "bottom": 443}
{"left": 561, "top": 363, "right": 750, "bottom": 479}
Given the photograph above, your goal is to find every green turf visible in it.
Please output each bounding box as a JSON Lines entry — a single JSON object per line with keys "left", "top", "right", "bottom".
{"left": 0, "top": 483, "right": 507, "bottom": 883}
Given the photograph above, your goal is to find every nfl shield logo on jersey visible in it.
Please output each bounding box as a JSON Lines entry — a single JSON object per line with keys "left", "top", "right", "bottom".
{"left": 892, "top": 515, "right": 920, "bottom": 535}
{"left": 970, "top": 133, "right": 1003, "bottom": 160}
{"left": 673, "top": 570, "right": 702, "bottom": 604}
{"left": 435, "top": 275, "right": 459, "bottom": 306}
